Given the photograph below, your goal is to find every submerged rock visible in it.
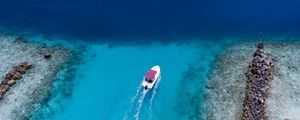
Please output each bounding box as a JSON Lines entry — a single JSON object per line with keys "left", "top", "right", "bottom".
{"left": 205, "top": 83, "right": 214, "bottom": 89}
{"left": 0, "top": 36, "right": 73, "bottom": 120}
{"left": 43, "top": 53, "right": 52, "bottom": 59}
{"left": 7, "top": 80, "right": 16, "bottom": 86}
{"left": 0, "top": 62, "right": 33, "bottom": 99}
{"left": 20, "top": 62, "right": 33, "bottom": 70}
{"left": 16, "top": 67, "right": 26, "bottom": 74}
{"left": 14, "top": 36, "right": 27, "bottom": 43}
{"left": 242, "top": 43, "right": 274, "bottom": 120}
{"left": 257, "top": 43, "right": 264, "bottom": 49}
{"left": 205, "top": 41, "right": 300, "bottom": 119}
{"left": 0, "top": 85, "right": 9, "bottom": 95}
{"left": 12, "top": 72, "right": 22, "bottom": 80}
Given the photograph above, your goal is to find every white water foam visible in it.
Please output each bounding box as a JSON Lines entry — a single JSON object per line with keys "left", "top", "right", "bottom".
{"left": 124, "top": 76, "right": 161, "bottom": 120}
{"left": 130, "top": 86, "right": 142, "bottom": 110}
{"left": 134, "top": 89, "right": 148, "bottom": 120}
{"left": 149, "top": 75, "right": 161, "bottom": 112}
{"left": 123, "top": 85, "right": 142, "bottom": 120}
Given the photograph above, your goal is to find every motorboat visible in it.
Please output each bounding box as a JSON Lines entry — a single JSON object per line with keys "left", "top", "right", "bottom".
{"left": 141, "top": 65, "right": 161, "bottom": 90}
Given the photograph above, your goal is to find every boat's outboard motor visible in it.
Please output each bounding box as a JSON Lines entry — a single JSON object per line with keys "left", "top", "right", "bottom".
{"left": 145, "top": 86, "right": 148, "bottom": 90}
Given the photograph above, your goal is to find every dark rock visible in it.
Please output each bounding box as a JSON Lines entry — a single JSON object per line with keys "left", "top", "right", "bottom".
{"left": 14, "top": 36, "right": 27, "bottom": 43}
{"left": 44, "top": 53, "right": 52, "bottom": 59}
{"left": 0, "top": 80, "right": 7, "bottom": 85}
{"left": 205, "top": 83, "right": 214, "bottom": 89}
{"left": 4, "top": 72, "right": 14, "bottom": 79}
{"left": 20, "top": 62, "right": 33, "bottom": 70}
{"left": 0, "top": 62, "right": 33, "bottom": 101}
{"left": 16, "top": 67, "right": 26, "bottom": 74}
{"left": 40, "top": 44, "right": 47, "bottom": 48}
{"left": 0, "top": 85, "right": 9, "bottom": 94}
{"left": 242, "top": 44, "right": 274, "bottom": 120}
{"left": 257, "top": 43, "right": 264, "bottom": 49}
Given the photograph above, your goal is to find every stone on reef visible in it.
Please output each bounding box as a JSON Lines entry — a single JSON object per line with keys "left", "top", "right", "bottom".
{"left": 40, "top": 44, "right": 47, "bottom": 48}
{"left": 257, "top": 43, "right": 264, "bottom": 49}
{"left": 12, "top": 72, "right": 22, "bottom": 80}
{"left": 242, "top": 44, "right": 274, "bottom": 120}
{"left": 44, "top": 53, "right": 52, "bottom": 59}
{"left": 14, "top": 36, "right": 27, "bottom": 43}
{"left": 0, "top": 62, "right": 33, "bottom": 101}
{"left": 205, "top": 83, "right": 214, "bottom": 89}
{"left": 20, "top": 62, "right": 33, "bottom": 70}
{"left": 0, "top": 85, "right": 9, "bottom": 94}
{"left": 7, "top": 80, "right": 16, "bottom": 86}
{"left": 16, "top": 67, "right": 26, "bottom": 74}
{"left": 5, "top": 72, "right": 14, "bottom": 79}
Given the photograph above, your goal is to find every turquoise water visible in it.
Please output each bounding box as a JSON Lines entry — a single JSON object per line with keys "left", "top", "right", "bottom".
{"left": 1, "top": 0, "right": 300, "bottom": 119}
{"left": 33, "top": 40, "right": 224, "bottom": 120}
{"left": 5, "top": 34, "right": 296, "bottom": 120}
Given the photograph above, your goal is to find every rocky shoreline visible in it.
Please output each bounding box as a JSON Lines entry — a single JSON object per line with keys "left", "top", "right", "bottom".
{"left": 205, "top": 41, "right": 300, "bottom": 120}
{"left": 242, "top": 43, "right": 274, "bottom": 119}
{"left": 0, "top": 62, "right": 33, "bottom": 100}
{"left": 0, "top": 36, "right": 72, "bottom": 120}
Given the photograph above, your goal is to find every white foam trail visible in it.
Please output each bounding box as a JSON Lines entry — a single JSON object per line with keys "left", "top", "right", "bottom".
{"left": 149, "top": 75, "right": 161, "bottom": 112}
{"left": 130, "top": 86, "right": 142, "bottom": 106}
{"left": 123, "top": 85, "right": 142, "bottom": 120}
{"left": 124, "top": 76, "right": 161, "bottom": 120}
{"left": 134, "top": 89, "right": 148, "bottom": 120}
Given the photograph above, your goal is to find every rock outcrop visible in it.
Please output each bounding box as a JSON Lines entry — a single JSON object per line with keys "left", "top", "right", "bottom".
{"left": 0, "top": 62, "right": 33, "bottom": 99}
{"left": 242, "top": 43, "right": 274, "bottom": 120}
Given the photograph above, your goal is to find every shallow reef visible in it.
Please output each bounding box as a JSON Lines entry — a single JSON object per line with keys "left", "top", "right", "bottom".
{"left": 204, "top": 41, "right": 300, "bottom": 120}
{"left": 0, "top": 36, "right": 72, "bottom": 120}
{"left": 242, "top": 43, "right": 274, "bottom": 119}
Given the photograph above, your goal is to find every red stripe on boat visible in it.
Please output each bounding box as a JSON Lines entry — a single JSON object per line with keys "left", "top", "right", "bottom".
{"left": 146, "top": 70, "right": 157, "bottom": 79}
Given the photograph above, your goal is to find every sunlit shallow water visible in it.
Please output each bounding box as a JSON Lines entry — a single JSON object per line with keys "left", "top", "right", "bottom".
{"left": 0, "top": 0, "right": 300, "bottom": 119}
{"left": 30, "top": 40, "right": 224, "bottom": 120}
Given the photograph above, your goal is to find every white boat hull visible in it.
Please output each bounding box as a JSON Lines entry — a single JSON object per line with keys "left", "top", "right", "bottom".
{"left": 142, "top": 65, "right": 160, "bottom": 90}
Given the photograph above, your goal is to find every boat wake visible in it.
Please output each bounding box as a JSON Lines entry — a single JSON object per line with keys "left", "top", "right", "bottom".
{"left": 123, "top": 76, "right": 161, "bottom": 120}
{"left": 149, "top": 76, "right": 161, "bottom": 112}
{"left": 134, "top": 89, "right": 148, "bottom": 120}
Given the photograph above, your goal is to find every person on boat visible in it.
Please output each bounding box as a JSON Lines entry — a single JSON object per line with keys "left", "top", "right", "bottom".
{"left": 148, "top": 79, "right": 153, "bottom": 83}
{"left": 145, "top": 77, "right": 153, "bottom": 83}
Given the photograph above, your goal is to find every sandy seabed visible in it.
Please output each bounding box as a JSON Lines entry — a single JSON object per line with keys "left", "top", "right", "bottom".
{"left": 0, "top": 36, "right": 71, "bottom": 120}
{"left": 266, "top": 43, "right": 300, "bottom": 120}
{"left": 204, "top": 42, "right": 300, "bottom": 120}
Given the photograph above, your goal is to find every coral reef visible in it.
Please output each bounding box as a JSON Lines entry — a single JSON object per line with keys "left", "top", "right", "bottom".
{"left": 0, "top": 36, "right": 72, "bottom": 120}
{"left": 0, "top": 62, "right": 33, "bottom": 99}
{"left": 205, "top": 43, "right": 254, "bottom": 120}
{"left": 205, "top": 41, "right": 300, "bottom": 120}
